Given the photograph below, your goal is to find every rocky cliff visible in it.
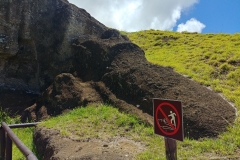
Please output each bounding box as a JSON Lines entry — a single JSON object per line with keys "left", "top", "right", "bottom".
{"left": 0, "top": 0, "right": 237, "bottom": 140}
{"left": 0, "top": 0, "right": 106, "bottom": 92}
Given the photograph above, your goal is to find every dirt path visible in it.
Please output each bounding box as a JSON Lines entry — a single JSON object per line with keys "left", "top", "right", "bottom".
{"left": 34, "top": 127, "right": 145, "bottom": 160}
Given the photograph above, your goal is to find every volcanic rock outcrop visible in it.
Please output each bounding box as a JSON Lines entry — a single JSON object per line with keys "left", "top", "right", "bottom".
{"left": 0, "top": 0, "right": 237, "bottom": 142}
{"left": 0, "top": 0, "right": 106, "bottom": 92}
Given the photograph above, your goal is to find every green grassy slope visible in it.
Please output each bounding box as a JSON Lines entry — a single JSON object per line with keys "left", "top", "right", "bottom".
{"left": 125, "top": 30, "right": 240, "bottom": 108}
{"left": 124, "top": 30, "right": 240, "bottom": 159}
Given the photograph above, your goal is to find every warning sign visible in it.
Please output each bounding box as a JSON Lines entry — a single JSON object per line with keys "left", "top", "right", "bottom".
{"left": 153, "top": 99, "right": 183, "bottom": 141}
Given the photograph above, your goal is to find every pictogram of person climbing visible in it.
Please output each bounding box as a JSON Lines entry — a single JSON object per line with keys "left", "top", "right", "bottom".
{"left": 168, "top": 111, "right": 176, "bottom": 128}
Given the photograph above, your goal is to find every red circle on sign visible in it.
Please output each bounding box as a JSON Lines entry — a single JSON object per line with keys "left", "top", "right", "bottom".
{"left": 155, "top": 102, "right": 180, "bottom": 136}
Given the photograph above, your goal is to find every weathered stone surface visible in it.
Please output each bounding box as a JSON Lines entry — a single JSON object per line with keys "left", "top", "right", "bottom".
{"left": 0, "top": 87, "right": 38, "bottom": 113}
{"left": 22, "top": 73, "right": 153, "bottom": 126}
{"left": 22, "top": 73, "right": 103, "bottom": 121}
{"left": 0, "top": 0, "right": 106, "bottom": 92}
{"left": 0, "top": 0, "right": 237, "bottom": 141}
{"left": 71, "top": 33, "right": 237, "bottom": 138}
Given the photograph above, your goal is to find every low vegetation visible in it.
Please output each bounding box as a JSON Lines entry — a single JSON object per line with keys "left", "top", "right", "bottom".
{"left": 125, "top": 30, "right": 240, "bottom": 158}
{"left": 41, "top": 104, "right": 240, "bottom": 159}
{"left": 125, "top": 30, "right": 240, "bottom": 108}
{"left": 1, "top": 30, "right": 240, "bottom": 159}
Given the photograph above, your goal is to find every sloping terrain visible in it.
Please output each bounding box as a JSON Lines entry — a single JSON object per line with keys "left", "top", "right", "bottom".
{"left": 0, "top": 0, "right": 238, "bottom": 159}
{"left": 34, "top": 107, "right": 147, "bottom": 160}
{"left": 126, "top": 30, "right": 240, "bottom": 109}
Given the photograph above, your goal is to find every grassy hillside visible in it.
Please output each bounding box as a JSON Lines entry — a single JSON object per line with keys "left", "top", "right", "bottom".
{"left": 2, "top": 30, "right": 240, "bottom": 159}
{"left": 123, "top": 30, "right": 240, "bottom": 158}
{"left": 125, "top": 30, "right": 240, "bottom": 108}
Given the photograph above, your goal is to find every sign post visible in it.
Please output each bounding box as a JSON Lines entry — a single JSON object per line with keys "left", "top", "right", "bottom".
{"left": 153, "top": 98, "right": 183, "bottom": 160}
{"left": 165, "top": 137, "right": 177, "bottom": 160}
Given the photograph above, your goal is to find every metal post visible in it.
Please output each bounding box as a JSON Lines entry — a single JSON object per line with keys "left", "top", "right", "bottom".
{"left": 8, "top": 123, "right": 39, "bottom": 129}
{"left": 27, "top": 154, "right": 38, "bottom": 160}
{"left": 0, "top": 128, "right": 6, "bottom": 160}
{"left": 6, "top": 135, "right": 12, "bottom": 160}
{"left": 164, "top": 137, "right": 177, "bottom": 160}
{"left": 1, "top": 122, "right": 38, "bottom": 160}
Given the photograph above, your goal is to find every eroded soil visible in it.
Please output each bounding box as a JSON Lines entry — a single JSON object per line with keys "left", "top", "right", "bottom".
{"left": 35, "top": 127, "right": 145, "bottom": 160}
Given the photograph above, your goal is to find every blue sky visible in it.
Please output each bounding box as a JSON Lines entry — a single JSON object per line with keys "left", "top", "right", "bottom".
{"left": 175, "top": 0, "right": 240, "bottom": 34}
{"left": 68, "top": 0, "right": 240, "bottom": 34}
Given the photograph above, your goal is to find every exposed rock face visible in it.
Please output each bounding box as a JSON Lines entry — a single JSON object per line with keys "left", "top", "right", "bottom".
{"left": 70, "top": 31, "right": 237, "bottom": 138}
{"left": 0, "top": 0, "right": 237, "bottom": 140}
{"left": 0, "top": 87, "right": 38, "bottom": 113}
{"left": 0, "top": 0, "right": 106, "bottom": 92}
{"left": 22, "top": 73, "right": 103, "bottom": 121}
{"left": 22, "top": 73, "right": 153, "bottom": 126}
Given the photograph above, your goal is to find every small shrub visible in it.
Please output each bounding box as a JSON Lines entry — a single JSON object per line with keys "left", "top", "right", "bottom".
{"left": 0, "top": 107, "right": 12, "bottom": 123}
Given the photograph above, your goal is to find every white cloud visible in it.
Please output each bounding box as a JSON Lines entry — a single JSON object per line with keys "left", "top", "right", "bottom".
{"left": 68, "top": 0, "right": 200, "bottom": 32}
{"left": 177, "top": 18, "right": 206, "bottom": 33}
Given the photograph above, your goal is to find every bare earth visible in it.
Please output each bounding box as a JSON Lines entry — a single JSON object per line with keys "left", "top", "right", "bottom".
{"left": 34, "top": 127, "right": 145, "bottom": 160}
